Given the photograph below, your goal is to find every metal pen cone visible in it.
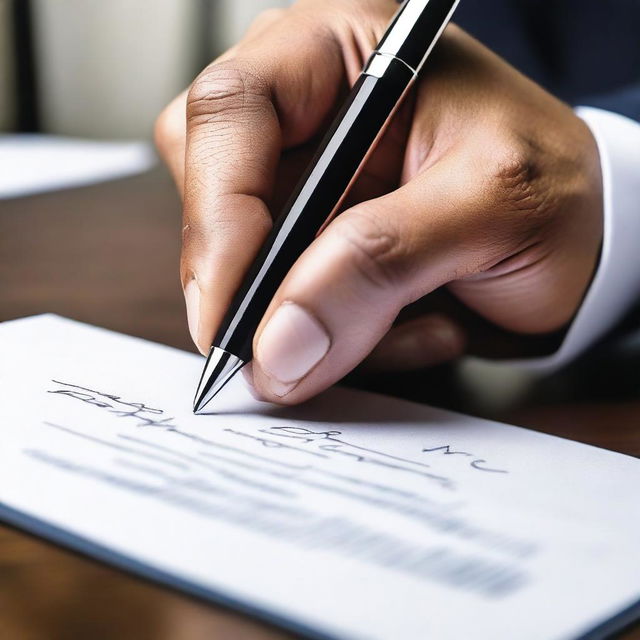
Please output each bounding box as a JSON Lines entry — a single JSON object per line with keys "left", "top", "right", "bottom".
{"left": 193, "top": 347, "right": 245, "bottom": 414}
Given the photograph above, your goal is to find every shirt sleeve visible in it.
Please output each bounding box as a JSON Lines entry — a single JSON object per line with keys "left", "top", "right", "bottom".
{"left": 580, "top": 83, "right": 640, "bottom": 125}
{"left": 521, "top": 106, "right": 640, "bottom": 371}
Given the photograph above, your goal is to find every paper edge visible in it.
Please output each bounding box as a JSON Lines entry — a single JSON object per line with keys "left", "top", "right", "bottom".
{"left": 0, "top": 502, "right": 351, "bottom": 640}
{"left": 1, "top": 313, "right": 639, "bottom": 639}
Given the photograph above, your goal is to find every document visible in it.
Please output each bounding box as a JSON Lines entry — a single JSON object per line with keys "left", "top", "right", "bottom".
{"left": 1, "top": 315, "right": 639, "bottom": 640}
{"left": 0, "top": 135, "right": 155, "bottom": 200}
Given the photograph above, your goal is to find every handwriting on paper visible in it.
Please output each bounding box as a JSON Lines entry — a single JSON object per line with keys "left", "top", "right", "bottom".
{"left": 49, "top": 380, "right": 508, "bottom": 476}
{"left": 35, "top": 379, "right": 533, "bottom": 597}
{"left": 422, "top": 445, "right": 508, "bottom": 474}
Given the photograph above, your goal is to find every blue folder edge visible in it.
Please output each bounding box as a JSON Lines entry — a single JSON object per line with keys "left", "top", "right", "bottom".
{"left": 1, "top": 501, "right": 638, "bottom": 640}
{"left": 0, "top": 502, "right": 340, "bottom": 640}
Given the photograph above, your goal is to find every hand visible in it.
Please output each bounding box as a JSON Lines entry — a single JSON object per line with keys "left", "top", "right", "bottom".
{"left": 155, "top": 0, "right": 603, "bottom": 404}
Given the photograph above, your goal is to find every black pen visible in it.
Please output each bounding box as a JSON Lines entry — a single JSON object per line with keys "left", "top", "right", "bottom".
{"left": 193, "top": 0, "right": 460, "bottom": 413}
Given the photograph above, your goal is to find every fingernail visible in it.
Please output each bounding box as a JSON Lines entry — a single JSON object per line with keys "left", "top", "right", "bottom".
{"left": 396, "top": 321, "right": 460, "bottom": 360}
{"left": 426, "top": 321, "right": 464, "bottom": 360}
{"left": 184, "top": 278, "right": 201, "bottom": 352}
{"left": 257, "top": 303, "right": 331, "bottom": 397}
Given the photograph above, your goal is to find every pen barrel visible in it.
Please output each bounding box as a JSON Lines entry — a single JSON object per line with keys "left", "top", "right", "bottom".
{"left": 376, "top": 0, "right": 460, "bottom": 74}
{"left": 214, "top": 61, "right": 415, "bottom": 362}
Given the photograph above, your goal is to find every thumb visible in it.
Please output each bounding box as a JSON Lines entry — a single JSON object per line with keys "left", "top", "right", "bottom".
{"left": 250, "top": 158, "right": 489, "bottom": 404}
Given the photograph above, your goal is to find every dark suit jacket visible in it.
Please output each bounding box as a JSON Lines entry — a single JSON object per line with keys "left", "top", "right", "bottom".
{"left": 454, "top": 0, "right": 640, "bottom": 123}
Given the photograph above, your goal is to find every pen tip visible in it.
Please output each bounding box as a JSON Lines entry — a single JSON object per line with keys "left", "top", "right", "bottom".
{"left": 192, "top": 347, "right": 245, "bottom": 414}
{"left": 192, "top": 398, "right": 205, "bottom": 415}
{"left": 192, "top": 392, "right": 213, "bottom": 414}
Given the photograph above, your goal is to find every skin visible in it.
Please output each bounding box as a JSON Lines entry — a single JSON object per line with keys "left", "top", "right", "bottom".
{"left": 155, "top": 0, "right": 603, "bottom": 405}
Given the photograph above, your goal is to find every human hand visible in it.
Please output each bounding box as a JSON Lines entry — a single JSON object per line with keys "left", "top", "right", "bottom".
{"left": 155, "top": 0, "right": 603, "bottom": 404}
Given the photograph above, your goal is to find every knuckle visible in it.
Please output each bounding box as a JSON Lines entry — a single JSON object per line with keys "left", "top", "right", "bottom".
{"left": 492, "top": 143, "right": 536, "bottom": 185}
{"left": 186, "top": 62, "right": 269, "bottom": 126}
{"left": 333, "top": 210, "right": 405, "bottom": 291}
{"left": 484, "top": 136, "right": 552, "bottom": 219}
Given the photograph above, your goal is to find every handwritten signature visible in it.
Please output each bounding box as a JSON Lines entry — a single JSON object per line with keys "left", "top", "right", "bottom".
{"left": 422, "top": 445, "right": 508, "bottom": 474}
{"left": 49, "top": 380, "right": 179, "bottom": 429}
{"left": 47, "top": 380, "right": 507, "bottom": 485}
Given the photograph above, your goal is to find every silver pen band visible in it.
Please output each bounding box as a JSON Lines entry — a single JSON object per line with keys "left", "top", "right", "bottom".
{"left": 362, "top": 51, "right": 418, "bottom": 79}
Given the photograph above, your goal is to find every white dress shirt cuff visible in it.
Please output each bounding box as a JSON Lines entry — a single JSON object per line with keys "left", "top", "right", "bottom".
{"left": 520, "top": 107, "right": 640, "bottom": 371}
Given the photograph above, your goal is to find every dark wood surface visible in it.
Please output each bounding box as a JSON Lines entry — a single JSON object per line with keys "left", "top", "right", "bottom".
{"left": 0, "top": 169, "right": 638, "bottom": 639}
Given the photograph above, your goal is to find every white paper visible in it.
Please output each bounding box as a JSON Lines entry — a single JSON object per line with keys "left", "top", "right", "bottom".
{"left": 0, "top": 315, "right": 638, "bottom": 640}
{"left": 0, "top": 135, "right": 155, "bottom": 200}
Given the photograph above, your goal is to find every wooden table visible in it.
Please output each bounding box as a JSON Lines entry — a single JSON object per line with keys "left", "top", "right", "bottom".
{"left": 0, "top": 169, "right": 638, "bottom": 639}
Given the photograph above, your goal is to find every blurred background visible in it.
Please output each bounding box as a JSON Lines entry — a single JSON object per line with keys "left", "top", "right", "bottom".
{"left": 1, "top": 0, "right": 638, "bottom": 413}
{"left": 0, "top": 0, "right": 290, "bottom": 139}
{"left": 0, "top": 0, "right": 295, "bottom": 199}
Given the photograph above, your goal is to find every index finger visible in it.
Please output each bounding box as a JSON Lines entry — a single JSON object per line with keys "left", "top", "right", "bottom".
{"left": 182, "top": 59, "right": 281, "bottom": 353}
{"left": 179, "top": 1, "right": 397, "bottom": 355}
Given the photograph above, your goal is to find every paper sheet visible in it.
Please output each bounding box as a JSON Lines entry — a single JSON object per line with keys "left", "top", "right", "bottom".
{"left": 0, "top": 135, "right": 155, "bottom": 200}
{"left": 0, "top": 315, "right": 638, "bottom": 640}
